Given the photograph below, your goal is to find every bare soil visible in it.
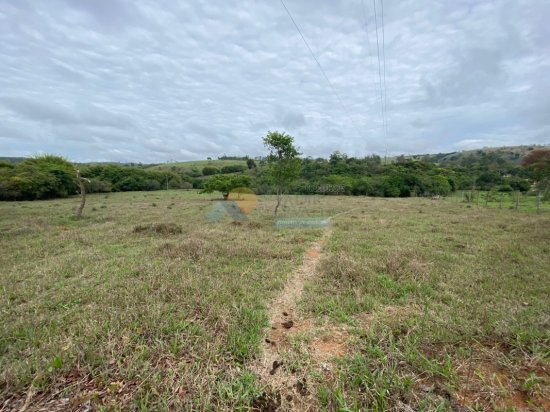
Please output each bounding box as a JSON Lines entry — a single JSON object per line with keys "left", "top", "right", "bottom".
{"left": 250, "top": 231, "right": 337, "bottom": 411}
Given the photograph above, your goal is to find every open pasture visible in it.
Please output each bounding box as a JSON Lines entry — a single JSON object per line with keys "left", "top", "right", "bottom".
{"left": 1, "top": 191, "right": 548, "bottom": 411}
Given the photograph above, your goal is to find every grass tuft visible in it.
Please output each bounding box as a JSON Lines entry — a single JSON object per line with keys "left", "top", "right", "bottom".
{"left": 133, "top": 222, "right": 183, "bottom": 235}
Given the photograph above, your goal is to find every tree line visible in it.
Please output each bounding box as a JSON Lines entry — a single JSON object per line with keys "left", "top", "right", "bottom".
{"left": 1, "top": 135, "right": 548, "bottom": 201}
{"left": 0, "top": 158, "right": 188, "bottom": 200}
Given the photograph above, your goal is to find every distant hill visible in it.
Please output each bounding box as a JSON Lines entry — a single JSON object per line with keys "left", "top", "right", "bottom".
{"left": 148, "top": 159, "right": 247, "bottom": 172}
{"left": 3, "top": 145, "right": 548, "bottom": 168}
{"left": 0, "top": 157, "right": 25, "bottom": 164}
{"left": 406, "top": 145, "right": 548, "bottom": 165}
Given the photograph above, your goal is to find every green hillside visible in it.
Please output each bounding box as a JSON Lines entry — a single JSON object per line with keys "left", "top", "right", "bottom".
{"left": 408, "top": 144, "right": 547, "bottom": 165}
{"left": 148, "top": 159, "right": 247, "bottom": 172}
{"left": 0, "top": 157, "right": 25, "bottom": 164}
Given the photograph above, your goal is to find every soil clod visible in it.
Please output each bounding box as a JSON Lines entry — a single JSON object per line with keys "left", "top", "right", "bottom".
{"left": 282, "top": 320, "right": 294, "bottom": 329}
{"left": 269, "top": 360, "right": 283, "bottom": 375}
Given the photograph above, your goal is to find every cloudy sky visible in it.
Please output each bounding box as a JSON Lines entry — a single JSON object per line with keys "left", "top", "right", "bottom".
{"left": 0, "top": 0, "right": 548, "bottom": 162}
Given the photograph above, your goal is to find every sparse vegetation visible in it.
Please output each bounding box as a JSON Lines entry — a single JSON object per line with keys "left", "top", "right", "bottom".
{"left": 1, "top": 191, "right": 548, "bottom": 411}
{"left": 263, "top": 131, "right": 301, "bottom": 216}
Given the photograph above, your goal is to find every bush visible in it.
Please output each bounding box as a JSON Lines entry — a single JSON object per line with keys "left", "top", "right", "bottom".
{"left": 421, "top": 175, "right": 451, "bottom": 196}
{"left": 0, "top": 155, "right": 77, "bottom": 200}
{"left": 190, "top": 178, "right": 204, "bottom": 189}
{"left": 351, "top": 178, "right": 371, "bottom": 196}
{"left": 246, "top": 159, "right": 256, "bottom": 169}
{"left": 507, "top": 177, "right": 531, "bottom": 192}
{"left": 497, "top": 184, "right": 513, "bottom": 192}
{"left": 202, "top": 166, "right": 219, "bottom": 176}
{"left": 85, "top": 178, "right": 112, "bottom": 193}
{"left": 143, "top": 179, "right": 161, "bottom": 191}
{"left": 188, "top": 168, "right": 202, "bottom": 177}
{"left": 221, "top": 165, "right": 246, "bottom": 174}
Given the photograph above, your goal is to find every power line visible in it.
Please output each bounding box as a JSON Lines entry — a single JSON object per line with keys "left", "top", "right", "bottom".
{"left": 381, "top": 0, "right": 388, "bottom": 156}
{"left": 373, "top": 0, "right": 388, "bottom": 162}
{"left": 360, "top": 0, "right": 375, "bottom": 157}
{"left": 279, "top": 0, "right": 363, "bottom": 139}
{"left": 360, "top": 0, "right": 371, "bottom": 56}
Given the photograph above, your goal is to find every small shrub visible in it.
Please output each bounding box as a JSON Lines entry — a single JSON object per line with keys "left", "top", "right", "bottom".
{"left": 221, "top": 165, "right": 246, "bottom": 174}
{"left": 202, "top": 166, "right": 219, "bottom": 176}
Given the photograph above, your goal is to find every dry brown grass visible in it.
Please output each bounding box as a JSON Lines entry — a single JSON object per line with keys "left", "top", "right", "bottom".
{"left": 381, "top": 248, "right": 432, "bottom": 281}
{"left": 132, "top": 222, "right": 183, "bottom": 235}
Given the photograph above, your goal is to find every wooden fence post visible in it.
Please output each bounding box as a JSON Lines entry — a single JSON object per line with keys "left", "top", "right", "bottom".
{"left": 75, "top": 169, "right": 90, "bottom": 219}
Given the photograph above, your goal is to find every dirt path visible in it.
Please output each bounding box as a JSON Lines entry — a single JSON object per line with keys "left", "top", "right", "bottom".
{"left": 250, "top": 229, "right": 331, "bottom": 411}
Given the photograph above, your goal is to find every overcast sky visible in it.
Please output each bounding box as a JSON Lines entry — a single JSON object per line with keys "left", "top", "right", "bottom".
{"left": 0, "top": 0, "right": 548, "bottom": 162}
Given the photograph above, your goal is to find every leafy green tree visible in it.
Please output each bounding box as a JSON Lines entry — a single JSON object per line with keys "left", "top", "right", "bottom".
{"left": 522, "top": 149, "right": 550, "bottom": 196}
{"left": 203, "top": 175, "right": 251, "bottom": 198}
{"left": 422, "top": 175, "right": 452, "bottom": 196}
{"left": 507, "top": 176, "right": 530, "bottom": 192}
{"left": 263, "top": 131, "right": 301, "bottom": 216}
{"left": 476, "top": 171, "right": 503, "bottom": 190}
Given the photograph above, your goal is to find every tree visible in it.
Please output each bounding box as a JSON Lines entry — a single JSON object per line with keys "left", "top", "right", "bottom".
{"left": 246, "top": 158, "right": 256, "bottom": 169}
{"left": 202, "top": 175, "right": 251, "bottom": 198}
{"left": 263, "top": 131, "right": 301, "bottom": 216}
{"left": 522, "top": 149, "right": 550, "bottom": 194}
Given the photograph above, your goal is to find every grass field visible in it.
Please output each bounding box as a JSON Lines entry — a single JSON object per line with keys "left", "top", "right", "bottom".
{"left": 1, "top": 191, "right": 549, "bottom": 411}
{"left": 446, "top": 191, "right": 549, "bottom": 214}
{"left": 148, "top": 160, "right": 248, "bottom": 172}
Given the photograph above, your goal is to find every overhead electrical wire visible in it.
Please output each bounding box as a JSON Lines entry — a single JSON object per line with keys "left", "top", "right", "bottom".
{"left": 360, "top": 0, "right": 372, "bottom": 56}
{"left": 279, "top": 0, "right": 364, "bottom": 140}
{"left": 381, "top": 0, "right": 388, "bottom": 159}
{"left": 360, "top": 0, "right": 375, "bottom": 156}
{"left": 373, "top": 0, "right": 388, "bottom": 162}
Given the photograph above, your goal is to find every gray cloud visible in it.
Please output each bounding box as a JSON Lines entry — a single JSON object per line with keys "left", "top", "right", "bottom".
{"left": 0, "top": 96, "right": 134, "bottom": 129}
{"left": 274, "top": 107, "right": 307, "bottom": 130}
{"left": 0, "top": 0, "right": 548, "bottom": 162}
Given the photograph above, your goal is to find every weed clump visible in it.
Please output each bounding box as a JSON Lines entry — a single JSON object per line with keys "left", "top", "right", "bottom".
{"left": 381, "top": 249, "right": 430, "bottom": 281}
{"left": 158, "top": 237, "right": 205, "bottom": 259}
{"left": 322, "top": 252, "right": 364, "bottom": 285}
{"left": 133, "top": 223, "right": 183, "bottom": 235}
